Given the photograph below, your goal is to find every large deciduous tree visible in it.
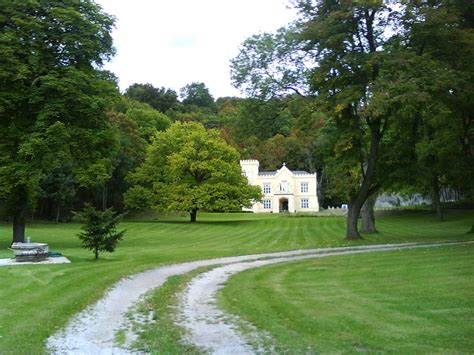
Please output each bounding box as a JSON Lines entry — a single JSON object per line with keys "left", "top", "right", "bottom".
{"left": 125, "top": 122, "right": 262, "bottom": 222}
{"left": 232, "top": 1, "right": 403, "bottom": 239}
{"left": 0, "top": 0, "right": 118, "bottom": 242}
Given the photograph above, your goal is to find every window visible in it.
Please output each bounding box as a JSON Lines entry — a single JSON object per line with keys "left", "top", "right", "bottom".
{"left": 263, "top": 199, "right": 272, "bottom": 209}
{"left": 280, "top": 181, "right": 290, "bottom": 193}
{"left": 301, "top": 198, "right": 309, "bottom": 209}
{"left": 263, "top": 183, "right": 271, "bottom": 194}
{"left": 300, "top": 182, "right": 308, "bottom": 193}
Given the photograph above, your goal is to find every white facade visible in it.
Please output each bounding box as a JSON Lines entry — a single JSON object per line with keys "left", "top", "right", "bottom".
{"left": 240, "top": 160, "right": 319, "bottom": 213}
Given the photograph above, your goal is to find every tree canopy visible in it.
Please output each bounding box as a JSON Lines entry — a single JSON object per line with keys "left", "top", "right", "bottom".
{"left": 180, "top": 82, "right": 217, "bottom": 113}
{"left": 124, "top": 83, "right": 179, "bottom": 113}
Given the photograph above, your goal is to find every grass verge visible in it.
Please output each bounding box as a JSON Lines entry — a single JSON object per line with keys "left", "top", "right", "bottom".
{"left": 130, "top": 267, "right": 212, "bottom": 354}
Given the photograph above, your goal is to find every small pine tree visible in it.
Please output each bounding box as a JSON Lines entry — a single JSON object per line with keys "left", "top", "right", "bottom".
{"left": 76, "top": 205, "right": 125, "bottom": 260}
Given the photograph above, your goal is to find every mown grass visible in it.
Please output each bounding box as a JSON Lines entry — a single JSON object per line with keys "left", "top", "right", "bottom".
{"left": 0, "top": 210, "right": 472, "bottom": 353}
{"left": 219, "top": 244, "right": 474, "bottom": 353}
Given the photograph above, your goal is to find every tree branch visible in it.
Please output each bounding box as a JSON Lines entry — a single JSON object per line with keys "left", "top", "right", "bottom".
{"left": 284, "top": 85, "right": 306, "bottom": 97}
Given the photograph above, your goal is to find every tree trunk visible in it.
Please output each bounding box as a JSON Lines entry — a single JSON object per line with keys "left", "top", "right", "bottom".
{"left": 56, "top": 204, "right": 61, "bottom": 223}
{"left": 361, "top": 193, "right": 377, "bottom": 234}
{"left": 468, "top": 224, "right": 474, "bottom": 234}
{"left": 346, "top": 206, "right": 361, "bottom": 239}
{"left": 431, "top": 174, "right": 444, "bottom": 221}
{"left": 346, "top": 128, "right": 381, "bottom": 240}
{"left": 190, "top": 208, "right": 198, "bottom": 223}
{"left": 13, "top": 200, "right": 28, "bottom": 243}
{"left": 317, "top": 169, "right": 324, "bottom": 207}
{"left": 102, "top": 184, "right": 108, "bottom": 211}
{"left": 94, "top": 247, "right": 99, "bottom": 260}
{"left": 361, "top": 208, "right": 376, "bottom": 234}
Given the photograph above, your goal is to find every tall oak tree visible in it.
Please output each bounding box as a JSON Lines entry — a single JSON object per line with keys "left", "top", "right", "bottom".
{"left": 0, "top": 0, "right": 118, "bottom": 242}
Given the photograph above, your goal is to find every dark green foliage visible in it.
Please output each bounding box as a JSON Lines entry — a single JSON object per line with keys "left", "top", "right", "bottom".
{"left": 76, "top": 205, "right": 125, "bottom": 260}
{"left": 1, "top": 0, "right": 471, "bottom": 239}
{"left": 98, "top": 99, "right": 172, "bottom": 211}
{"left": 180, "top": 82, "right": 217, "bottom": 113}
{"left": 0, "top": 0, "right": 119, "bottom": 241}
{"left": 232, "top": 98, "right": 293, "bottom": 141}
{"left": 38, "top": 164, "right": 76, "bottom": 222}
{"left": 124, "top": 83, "right": 179, "bottom": 113}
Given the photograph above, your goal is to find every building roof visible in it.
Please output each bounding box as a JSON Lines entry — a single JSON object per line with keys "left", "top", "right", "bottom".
{"left": 258, "top": 171, "right": 277, "bottom": 177}
{"left": 258, "top": 169, "right": 312, "bottom": 177}
{"left": 292, "top": 170, "right": 310, "bottom": 174}
{"left": 241, "top": 160, "right": 315, "bottom": 178}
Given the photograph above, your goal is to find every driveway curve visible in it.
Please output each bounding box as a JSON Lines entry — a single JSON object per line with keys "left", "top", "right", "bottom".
{"left": 46, "top": 240, "right": 471, "bottom": 354}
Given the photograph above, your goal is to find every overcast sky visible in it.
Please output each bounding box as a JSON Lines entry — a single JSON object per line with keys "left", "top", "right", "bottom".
{"left": 96, "top": 0, "right": 297, "bottom": 99}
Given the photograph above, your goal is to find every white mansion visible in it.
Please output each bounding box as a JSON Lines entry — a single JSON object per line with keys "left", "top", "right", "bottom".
{"left": 240, "top": 160, "right": 320, "bottom": 213}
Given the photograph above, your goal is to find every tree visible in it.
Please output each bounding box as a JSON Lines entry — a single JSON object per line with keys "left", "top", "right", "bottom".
{"left": 0, "top": 0, "right": 118, "bottom": 242}
{"left": 125, "top": 104, "right": 171, "bottom": 141}
{"left": 361, "top": 193, "right": 378, "bottom": 234}
{"left": 180, "top": 82, "right": 217, "bottom": 113}
{"left": 76, "top": 205, "right": 125, "bottom": 260}
{"left": 232, "top": 1, "right": 404, "bottom": 239}
{"left": 100, "top": 109, "right": 148, "bottom": 211}
{"left": 402, "top": 0, "right": 474, "bottom": 221}
{"left": 100, "top": 99, "right": 172, "bottom": 212}
{"left": 125, "top": 122, "right": 262, "bottom": 222}
{"left": 232, "top": 98, "right": 294, "bottom": 141}
{"left": 124, "top": 83, "right": 178, "bottom": 113}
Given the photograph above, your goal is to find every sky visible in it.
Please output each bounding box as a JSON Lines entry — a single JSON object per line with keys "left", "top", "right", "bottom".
{"left": 96, "top": 0, "right": 298, "bottom": 99}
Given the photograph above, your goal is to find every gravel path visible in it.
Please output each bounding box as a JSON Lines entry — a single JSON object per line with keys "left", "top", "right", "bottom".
{"left": 46, "top": 241, "right": 471, "bottom": 354}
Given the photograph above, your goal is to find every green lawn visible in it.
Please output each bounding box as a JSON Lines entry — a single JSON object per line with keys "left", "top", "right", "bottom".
{"left": 219, "top": 244, "right": 474, "bottom": 353}
{"left": 0, "top": 210, "right": 472, "bottom": 353}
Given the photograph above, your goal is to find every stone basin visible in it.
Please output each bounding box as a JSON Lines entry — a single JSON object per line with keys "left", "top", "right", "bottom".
{"left": 10, "top": 242, "right": 49, "bottom": 262}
